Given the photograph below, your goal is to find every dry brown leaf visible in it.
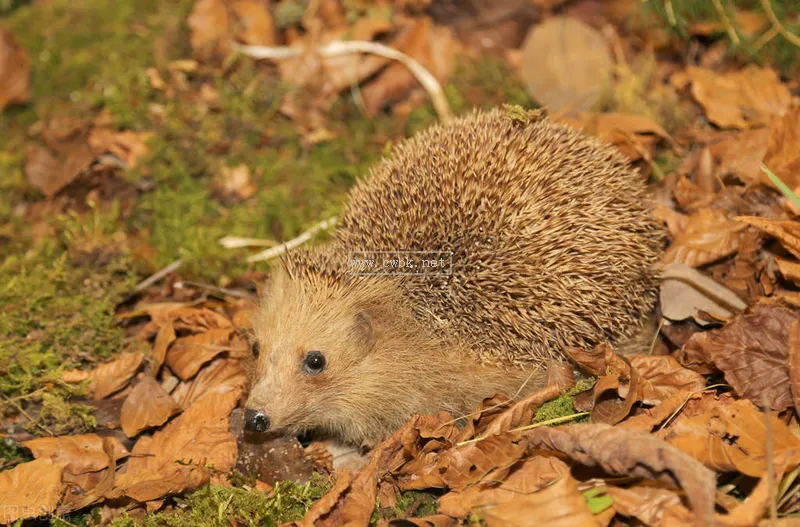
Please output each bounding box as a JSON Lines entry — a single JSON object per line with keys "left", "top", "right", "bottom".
{"left": 88, "top": 350, "right": 145, "bottom": 400}
{"left": 437, "top": 455, "right": 571, "bottom": 518}
{"left": 663, "top": 207, "right": 747, "bottom": 267}
{"left": 620, "top": 390, "right": 696, "bottom": 432}
{"left": 110, "top": 389, "right": 239, "bottom": 502}
{"left": 710, "top": 128, "right": 771, "bottom": 185}
{"left": 567, "top": 343, "right": 618, "bottom": 377}
{"left": 187, "top": 0, "right": 231, "bottom": 57}
{"left": 789, "top": 321, "right": 800, "bottom": 417}
{"left": 526, "top": 424, "right": 716, "bottom": 525}
{"left": 682, "top": 66, "right": 790, "bottom": 129}
{"left": 653, "top": 205, "right": 689, "bottom": 238}
{"left": 0, "top": 27, "right": 30, "bottom": 111}
{"left": 679, "top": 302, "right": 799, "bottom": 410}
{"left": 171, "top": 357, "right": 248, "bottom": 409}
{"left": 0, "top": 459, "right": 63, "bottom": 523}
{"left": 664, "top": 398, "right": 800, "bottom": 477}
{"left": 674, "top": 176, "right": 714, "bottom": 211}
{"left": 165, "top": 328, "right": 235, "bottom": 380}
{"left": 59, "top": 437, "right": 119, "bottom": 513}
{"left": 230, "top": 0, "right": 276, "bottom": 46}
{"left": 607, "top": 485, "right": 693, "bottom": 526}
{"left": 481, "top": 469, "right": 601, "bottom": 527}
{"left": 631, "top": 355, "right": 705, "bottom": 405}
{"left": 88, "top": 128, "right": 153, "bottom": 169}
{"left": 25, "top": 140, "right": 95, "bottom": 198}
{"left": 151, "top": 319, "right": 176, "bottom": 373}
{"left": 519, "top": 16, "right": 612, "bottom": 114}
{"left": 776, "top": 257, "right": 800, "bottom": 286}
{"left": 294, "top": 469, "right": 352, "bottom": 527}
{"left": 737, "top": 216, "right": 800, "bottom": 260}
{"left": 120, "top": 376, "right": 182, "bottom": 437}
{"left": 546, "top": 359, "right": 575, "bottom": 390}
{"left": 23, "top": 433, "right": 129, "bottom": 475}
{"left": 761, "top": 107, "right": 800, "bottom": 190}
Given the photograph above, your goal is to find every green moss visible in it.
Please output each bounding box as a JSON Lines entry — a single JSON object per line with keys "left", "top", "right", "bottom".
{"left": 534, "top": 379, "right": 594, "bottom": 424}
{"left": 111, "top": 474, "right": 332, "bottom": 527}
{"left": 394, "top": 490, "right": 439, "bottom": 518}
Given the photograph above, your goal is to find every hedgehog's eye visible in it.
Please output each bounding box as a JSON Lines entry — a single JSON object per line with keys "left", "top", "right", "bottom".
{"left": 302, "top": 350, "right": 326, "bottom": 375}
{"left": 251, "top": 340, "right": 260, "bottom": 358}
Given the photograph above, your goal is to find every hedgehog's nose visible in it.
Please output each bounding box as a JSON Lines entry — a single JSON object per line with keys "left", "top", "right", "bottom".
{"left": 244, "top": 408, "right": 270, "bottom": 432}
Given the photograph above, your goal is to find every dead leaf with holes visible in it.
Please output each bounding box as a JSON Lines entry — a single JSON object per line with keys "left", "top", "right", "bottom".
{"left": 0, "top": 27, "right": 30, "bottom": 111}
{"left": 88, "top": 350, "right": 145, "bottom": 400}
{"left": 664, "top": 398, "right": 800, "bottom": 476}
{"left": 120, "top": 377, "right": 182, "bottom": 437}
{"left": 677, "top": 302, "right": 799, "bottom": 411}
{"left": 110, "top": 389, "right": 239, "bottom": 502}
{"left": 22, "top": 434, "right": 129, "bottom": 475}
{"left": 0, "top": 459, "right": 64, "bottom": 523}
{"left": 663, "top": 208, "right": 747, "bottom": 267}
{"left": 680, "top": 65, "right": 790, "bottom": 129}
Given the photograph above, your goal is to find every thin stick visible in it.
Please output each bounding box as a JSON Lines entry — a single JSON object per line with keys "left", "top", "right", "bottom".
{"left": 457, "top": 412, "right": 589, "bottom": 446}
{"left": 133, "top": 259, "right": 184, "bottom": 292}
{"left": 761, "top": 0, "right": 800, "bottom": 48}
{"left": 248, "top": 216, "right": 337, "bottom": 262}
{"left": 218, "top": 236, "right": 278, "bottom": 249}
{"left": 664, "top": 0, "right": 677, "bottom": 27}
{"left": 174, "top": 280, "right": 256, "bottom": 300}
{"left": 235, "top": 41, "right": 452, "bottom": 122}
{"left": 712, "top": 0, "right": 740, "bottom": 45}
{"left": 752, "top": 24, "right": 780, "bottom": 52}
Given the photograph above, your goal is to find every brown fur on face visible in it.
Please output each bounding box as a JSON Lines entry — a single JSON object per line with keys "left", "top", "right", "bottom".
{"left": 246, "top": 259, "right": 539, "bottom": 447}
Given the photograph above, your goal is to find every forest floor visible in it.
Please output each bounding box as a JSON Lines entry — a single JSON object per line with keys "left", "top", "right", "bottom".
{"left": 2, "top": 0, "right": 800, "bottom": 526}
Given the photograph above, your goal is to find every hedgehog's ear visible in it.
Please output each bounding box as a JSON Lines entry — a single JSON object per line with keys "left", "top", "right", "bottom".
{"left": 352, "top": 311, "right": 375, "bottom": 351}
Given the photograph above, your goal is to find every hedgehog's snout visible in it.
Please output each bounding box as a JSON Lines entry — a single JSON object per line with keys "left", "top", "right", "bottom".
{"left": 244, "top": 408, "right": 270, "bottom": 432}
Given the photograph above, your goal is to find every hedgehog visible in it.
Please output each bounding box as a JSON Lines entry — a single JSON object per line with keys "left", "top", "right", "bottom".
{"left": 244, "top": 108, "right": 663, "bottom": 447}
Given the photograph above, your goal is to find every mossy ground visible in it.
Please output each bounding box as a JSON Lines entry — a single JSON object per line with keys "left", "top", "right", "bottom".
{"left": 0, "top": 0, "right": 532, "bottom": 523}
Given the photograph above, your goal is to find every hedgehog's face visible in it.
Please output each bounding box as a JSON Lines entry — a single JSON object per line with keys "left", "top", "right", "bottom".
{"left": 244, "top": 268, "right": 383, "bottom": 445}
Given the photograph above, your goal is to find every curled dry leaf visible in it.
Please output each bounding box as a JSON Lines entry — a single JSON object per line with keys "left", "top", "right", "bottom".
{"left": 678, "top": 301, "right": 799, "bottom": 410}
{"left": 151, "top": 318, "right": 175, "bottom": 373}
{"left": 681, "top": 66, "right": 790, "bottom": 129}
{"left": 0, "top": 459, "right": 64, "bottom": 523}
{"left": 664, "top": 398, "right": 800, "bottom": 477}
{"left": 660, "top": 262, "right": 748, "bottom": 325}
{"left": 520, "top": 16, "right": 612, "bottom": 114}
{"left": 736, "top": 216, "right": 800, "bottom": 260}
{"left": 0, "top": 27, "right": 30, "bottom": 111}
{"left": 22, "top": 433, "right": 129, "bottom": 474}
{"left": 788, "top": 321, "right": 800, "bottom": 416}
{"left": 110, "top": 389, "right": 239, "bottom": 502}
{"left": 674, "top": 176, "right": 714, "bottom": 211}
{"left": 88, "top": 350, "right": 145, "bottom": 400}
{"left": 165, "top": 328, "right": 235, "bottom": 380}
{"left": 663, "top": 207, "right": 746, "bottom": 267}
{"left": 59, "top": 437, "right": 119, "bottom": 513}
{"left": 761, "top": 107, "right": 800, "bottom": 190}
{"left": 525, "top": 424, "right": 716, "bottom": 526}
{"left": 120, "top": 376, "right": 182, "bottom": 437}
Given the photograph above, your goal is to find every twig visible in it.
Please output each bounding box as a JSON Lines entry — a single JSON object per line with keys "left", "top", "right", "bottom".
{"left": 218, "top": 236, "right": 278, "bottom": 249}
{"left": 1, "top": 393, "right": 53, "bottom": 437}
{"left": 248, "top": 216, "right": 337, "bottom": 263}
{"left": 712, "top": 0, "right": 740, "bottom": 45}
{"left": 752, "top": 24, "right": 780, "bottom": 52}
{"left": 664, "top": 0, "right": 677, "bottom": 27}
{"left": 761, "top": 0, "right": 800, "bottom": 48}
{"left": 457, "top": 411, "right": 589, "bottom": 446}
{"left": 764, "top": 396, "right": 778, "bottom": 523}
{"left": 235, "top": 41, "right": 452, "bottom": 122}
{"left": 133, "top": 259, "right": 184, "bottom": 292}
{"left": 174, "top": 280, "right": 256, "bottom": 300}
